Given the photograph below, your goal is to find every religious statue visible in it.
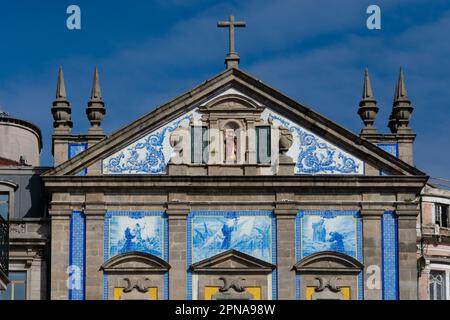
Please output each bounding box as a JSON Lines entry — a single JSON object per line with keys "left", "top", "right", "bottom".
{"left": 224, "top": 129, "right": 237, "bottom": 162}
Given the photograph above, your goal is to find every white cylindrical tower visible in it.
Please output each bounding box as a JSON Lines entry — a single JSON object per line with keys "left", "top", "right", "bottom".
{"left": 0, "top": 113, "right": 42, "bottom": 166}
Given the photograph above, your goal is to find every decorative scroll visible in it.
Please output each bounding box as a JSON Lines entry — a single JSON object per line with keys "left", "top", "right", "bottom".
{"left": 103, "top": 114, "right": 193, "bottom": 174}
{"left": 268, "top": 114, "right": 363, "bottom": 175}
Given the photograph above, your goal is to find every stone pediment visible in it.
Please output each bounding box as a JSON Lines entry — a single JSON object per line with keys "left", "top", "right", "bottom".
{"left": 42, "top": 68, "right": 425, "bottom": 177}
{"left": 294, "top": 251, "right": 363, "bottom": 274}
{"left": 198, "top": 94, "right": 264, "bottom": 114}
{"left": 190, "top": 249, "right": 275, "bottom": 273}
{"left": 100, "top": 251, "right": 170, "bottom": 273}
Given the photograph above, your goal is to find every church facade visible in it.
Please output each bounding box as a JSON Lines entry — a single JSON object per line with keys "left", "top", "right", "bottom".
{"left": 41, "top": 52, "right": 427, "bottom": 299}
{"left": 0, "top": 17, "right": 429, "bottom": 300}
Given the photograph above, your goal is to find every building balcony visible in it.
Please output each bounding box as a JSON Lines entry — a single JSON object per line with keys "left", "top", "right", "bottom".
{"left": 421, "top": 224, "right": 450, "bottom": 242}
{"left": 0, "top": 215, "right": 8, "bottom": 290}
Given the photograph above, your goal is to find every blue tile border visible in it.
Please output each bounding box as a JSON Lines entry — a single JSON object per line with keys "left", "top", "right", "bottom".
{"left": 186, "top": 211, "right": 276, "bottom": 300}
{"left": 69, "top": 211, "right": 86, "bottom": 300}
{"left": 381, "top": 211, "right": 399, "bottom": 300}
{"left": 377, "top": 143, "right": 398, "bottom": 176}
{"left": 68, "top": 143, "right": 88, "bottom": 176}
{"left": 103, "top": 211, "right": 168, "bottom": 300}
{"left": 295, "top": 210, "right": 363, "bottom": 300}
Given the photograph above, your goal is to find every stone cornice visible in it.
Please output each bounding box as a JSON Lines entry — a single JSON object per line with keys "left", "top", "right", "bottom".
{"left": 43, "top": 175, "right": 428, "bottom": 191}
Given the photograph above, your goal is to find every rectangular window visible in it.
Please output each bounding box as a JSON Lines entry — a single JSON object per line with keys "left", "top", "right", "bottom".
{"left": 191, "top": 126, "right": 208, "bottom": 164}
{"left": 436, "top": 204, "right": 449, "bottom": 228}
{"left": 0, "top": 272, "right": 27, "bottom": 300}
{"left": 429, "top": 270, "right": 446, "bottom": 300}
{"left": 256, "top": 126, "right": 271, "bottom": 164}
{"left": 0, "top": 194, "right": 8, "bottom": 221}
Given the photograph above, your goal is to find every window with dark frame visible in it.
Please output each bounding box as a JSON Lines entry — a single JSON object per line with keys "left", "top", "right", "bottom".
{"left": 0, "top": 272, "right": 27, "bottom": 300}
{"left": 191, "top": 126, "right": 209, "bottom": 164}
{"left": 0, "top": 193, "right": 8, "bottom": 221}
{"left": 429, "top": 270, "right": 446, "bottom": 300}
{"left": 435, "top": 203, "right": 449, "bottom": 228}
{"left": 256, "top": 126, "right": 271, "bottom": 164}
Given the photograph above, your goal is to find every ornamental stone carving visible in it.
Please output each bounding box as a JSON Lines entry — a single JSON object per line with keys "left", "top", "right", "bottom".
{"left": 278, "top": 126, "right": 293, "bottom": 155}
{"left": 212, "top": 276, "right": 253, "bottom": 300}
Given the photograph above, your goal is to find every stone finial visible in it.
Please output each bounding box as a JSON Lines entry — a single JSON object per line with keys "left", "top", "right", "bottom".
{"left": 86, "top": 66, "right": 106, "bottom": 134}
{"left": 388, "top": 68, "right": 414, "bottom": 134}
{"left": 51, "top": 66, "right": 73, "bottom": 133}
{"left": 358, "top": 68, "right": 379, "bottom": 135}
{"left": 55, "top": 66, "right": 67, "bottom": 100}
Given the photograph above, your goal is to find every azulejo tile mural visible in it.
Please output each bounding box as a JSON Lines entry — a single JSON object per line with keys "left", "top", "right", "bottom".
{"left": 187, "top": 211, "right": 277, "bottom": 300}
{"left": 102, "top": 111, "right": 198, "bottom": 175}
{"left": 103, "top": 212, "right": 168, "bottom": 300}
{"left": 263, "top": 110, "right": 364, "bottom": 175}
{"left": 190, "top": 212, "right": 274, "bottom": 263}
{"left": 295, "top": 210, "right": 363, "bottom": 300}
{"left": 104, "top": 212, "right": 167, "bottom": 260}
{"left": 296, "top": 210, "right": 362, "bottom": 260}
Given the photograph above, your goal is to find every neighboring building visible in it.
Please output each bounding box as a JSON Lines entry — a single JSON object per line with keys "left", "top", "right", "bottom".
{"left": 40, "top": 18, "right": 428, "bottom": 300}
{"left": 0, "top": 113, "right": 49, "bottom": 300}
{"left": 418, "top": 181, "right": 450, "bottom": 300}
{"left": 0, "top": 179, "right": 8, "bottom": 291}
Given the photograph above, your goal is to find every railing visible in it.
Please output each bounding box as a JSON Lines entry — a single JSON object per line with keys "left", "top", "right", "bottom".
{"left": 0, "top": 215, "right": 8, "bottom": 277}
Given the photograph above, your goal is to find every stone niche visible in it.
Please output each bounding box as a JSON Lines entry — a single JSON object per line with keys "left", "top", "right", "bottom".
{"left": 100, "top": 251, "right": 170, "bottom": 300}
{"left": 167, "top": 93, "right": 294, "bottom": 176}
{"left": 294, "top": 251, "right": 364, "bottom": 300}
{"left": 190, "top": 249, "right": 276, "bottom": 300}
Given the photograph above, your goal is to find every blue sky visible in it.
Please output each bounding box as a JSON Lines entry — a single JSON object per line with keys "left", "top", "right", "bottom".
{"left": 0, "top": 0, "right": 449, "bottom": 178}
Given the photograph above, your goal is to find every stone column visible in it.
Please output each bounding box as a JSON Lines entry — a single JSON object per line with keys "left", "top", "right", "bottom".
{"left": 50, "top": 214, "right": 70, "bottom": 300}
{"left": 397, "top": 206, "right": 419, "bottom": 300}
{"left": 167, "top": 203, "right": 189, "bottom": 300}
{"left": 361, "top": 209, "right": 383, "bottom": 300}
{"left": 274, "top": 199, "right": 297, "bottom": 300}
{"left": 84, "top": 209, "right": 105, "bottom": 300}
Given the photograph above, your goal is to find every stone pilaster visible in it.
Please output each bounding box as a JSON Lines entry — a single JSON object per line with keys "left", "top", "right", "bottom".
{"left": 361, "top": 209, "right": 383, "bottom": 300}
{"left": 397, "top": 207, "right": 419, "bottom": 300}
{"left": 397, "top": 134, "right": 416, "bottom": 166}
{"left": 50, "top": 213, "right": 70, "bottom": 300}
{"left": 246, "top": 120, "right": 256, "bottom": 163}
{"left": 274, "top": 199, "right": 297, "bottom": 300}
{"left": 167, "top": 204, "right": 189, "bottom": 300}
{"left": 29, "top": 254, "right": 47, "bottom": 300}
{"left": 418, "top": 263, "right": 430, "bottom": 300}
{"left": 84, "top": 209, "right": 105, "bottom": 300}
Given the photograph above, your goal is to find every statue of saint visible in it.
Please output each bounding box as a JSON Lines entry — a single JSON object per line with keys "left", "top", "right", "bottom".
{"left": 225, "top": 129, "right": 237, "bottom": 162}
